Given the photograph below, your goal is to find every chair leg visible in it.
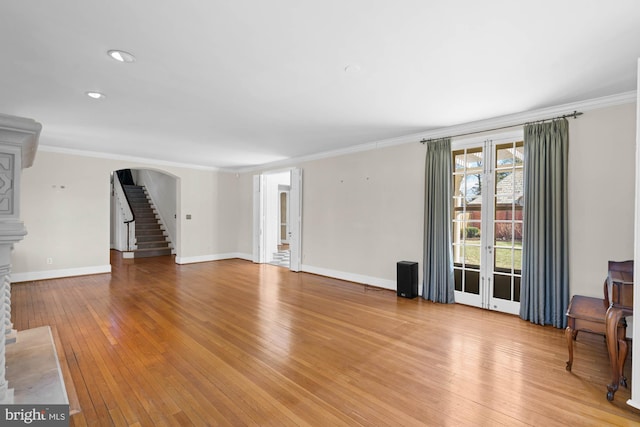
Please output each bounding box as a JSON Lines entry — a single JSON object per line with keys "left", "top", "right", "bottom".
{"left": 565, "top": 326, "right": 574, "bottom": 371}
{"left": 618, "top": 338, "right": 628, "bottom": 387}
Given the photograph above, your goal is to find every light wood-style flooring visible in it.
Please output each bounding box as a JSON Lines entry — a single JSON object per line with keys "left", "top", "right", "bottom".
{"left": 11, "top": 252, "right": 640, "bottom": 426}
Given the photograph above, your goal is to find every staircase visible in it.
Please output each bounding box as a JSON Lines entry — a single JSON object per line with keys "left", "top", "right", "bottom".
{"left": 270, "top": 249, "right": 290, "bottom": 267}
{"left": 122, "top": 185, "right": 172, "bottom": 258}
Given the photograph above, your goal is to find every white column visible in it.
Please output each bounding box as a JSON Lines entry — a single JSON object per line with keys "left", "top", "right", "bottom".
{"left": 0, "top": 253, "right": 11, "bottom": 402}
{"left": 0, "top": 266, "right": 7, "bottom": 402}
{"left": 4, "top": 273, "right": 16, "bottom": 344}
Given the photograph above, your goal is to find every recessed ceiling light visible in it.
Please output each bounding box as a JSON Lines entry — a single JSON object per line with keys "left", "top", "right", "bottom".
{"left": 107, "top": 49, "right": 135, "bottom": 63}
{"left": 344, "top": 64, "right": 362, "bottom": 73}
{"left": 86, "top": 91, "right": 106, "bottom": 100}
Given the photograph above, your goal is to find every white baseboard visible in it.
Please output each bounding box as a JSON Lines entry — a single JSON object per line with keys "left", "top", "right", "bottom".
{"left": 12, "top": 265, "right": 112, "bottom": 283}
{"left": 235, "top": 253, "right": 253, "bottom": 261}
{"left": 300, "top": 264, "right": 397, "bottom": 291}
{"left": 175, "top": 252, "right": 253, "bottom": 264}
{"left": 627, "top": 399, "right": 640, "bottom": 410}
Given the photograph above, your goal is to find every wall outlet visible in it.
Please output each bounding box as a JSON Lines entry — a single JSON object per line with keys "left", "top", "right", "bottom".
{"left": 46, "top": 257, "right": 53, "bottom": 265}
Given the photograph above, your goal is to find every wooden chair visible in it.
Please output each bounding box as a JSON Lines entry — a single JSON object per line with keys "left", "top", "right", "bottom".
{"left": 605, "top": 260, "right": 634, "bottom": 400}
{"left": 565, "top": 279, "right": 627, "bottom": 380}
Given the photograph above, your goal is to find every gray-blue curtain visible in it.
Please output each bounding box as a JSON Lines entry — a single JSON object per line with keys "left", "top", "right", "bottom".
{"left": 520, "top": 119, "right": 569, "bottom": 328}
{"left": 423, "top": 138, "right": 455, "bottom": 303}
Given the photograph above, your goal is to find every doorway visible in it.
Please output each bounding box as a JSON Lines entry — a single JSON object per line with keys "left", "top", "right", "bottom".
{"left": 452, "top": 132, "right": 524, "bottom": 315}
{"left": 253, "top": 168, "right": 302, "bottom": 271}
{"left": 110, "top": 168, "right": 179, "bottom": 259}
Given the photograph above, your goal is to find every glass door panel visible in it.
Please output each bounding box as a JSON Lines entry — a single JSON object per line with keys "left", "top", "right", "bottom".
{"left": 489, "top": 141, "right": 524, "bottom": 315}
{"left": 452, "top": 147, "right": 484, "bottom": 307}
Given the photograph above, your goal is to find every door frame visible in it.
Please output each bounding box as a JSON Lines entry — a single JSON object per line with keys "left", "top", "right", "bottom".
{"left": 452, "top": 130, "right": 523, "bottom": 315}
{"left": 253, "top": 168, "right": 302, "bottom": 271}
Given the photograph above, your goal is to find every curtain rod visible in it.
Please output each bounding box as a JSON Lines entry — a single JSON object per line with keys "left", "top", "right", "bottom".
{"left": 419, "top": 110, "right": 582, "bottom": 144}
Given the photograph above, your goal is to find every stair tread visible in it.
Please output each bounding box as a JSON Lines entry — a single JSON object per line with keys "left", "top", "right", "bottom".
{"left": 133, "top": 248, "right": 172, "bottom": 258}
{"left": 133, "top": 247, "right": 170, "bottom": 252}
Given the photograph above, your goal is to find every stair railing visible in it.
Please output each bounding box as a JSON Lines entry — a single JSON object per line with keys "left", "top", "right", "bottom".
{"left": 113, "top": 173, "right": 136, "bottom": 251}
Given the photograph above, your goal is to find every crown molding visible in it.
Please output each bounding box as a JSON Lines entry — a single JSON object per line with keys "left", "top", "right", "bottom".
{"left": 32, "top": 90, "right": 637, "bottom": 174}
{"left": 230, "top": 90, "right": 637, "bottom": 174}
{"left": 412, "top": 90, "right": 637, "bottom": 143}
{"left": 37, "top": 145, "right": 219, "bottom": 171}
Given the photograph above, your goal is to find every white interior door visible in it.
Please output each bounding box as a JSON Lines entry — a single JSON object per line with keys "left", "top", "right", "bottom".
{"left": 279, "top": 189, "right": 290, "bottom": 244}
{"left": 289, "top": 168, "right": 302, "bottom": 272}
{"left": 252, "top": 174, "right": 265, "bottom": 263}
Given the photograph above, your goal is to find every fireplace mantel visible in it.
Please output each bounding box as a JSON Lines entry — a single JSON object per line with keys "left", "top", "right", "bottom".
{"left": 0, "top": 113, "right": 41, "bottom": 403}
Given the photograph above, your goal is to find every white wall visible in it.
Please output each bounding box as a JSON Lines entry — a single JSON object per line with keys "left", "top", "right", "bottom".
{"left": 213, "top": 171, "right": 247, "bottom": 260}
{"left": 13, "top": 150, "right": 237, "bottom": 281}
{"left": 236, "top": 173, "right": 254, "bottom": 257}
{"left": 300, "top": 143, "right": 425, "bottom": 288}
{"left": 239, "top": 142, "right": 425, "bottom": 289}
{"left": 568, "top": 103, "right": 637, "bottom": 297}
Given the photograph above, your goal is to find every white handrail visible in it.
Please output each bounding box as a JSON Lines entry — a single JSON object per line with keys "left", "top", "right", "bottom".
{"left": 113, "top": 174, "right": 135, "bottom": 250}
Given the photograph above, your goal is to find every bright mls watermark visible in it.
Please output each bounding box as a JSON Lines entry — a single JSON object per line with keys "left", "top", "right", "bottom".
{"left": 1, "top": 405, "right": 69, "bottom": 426}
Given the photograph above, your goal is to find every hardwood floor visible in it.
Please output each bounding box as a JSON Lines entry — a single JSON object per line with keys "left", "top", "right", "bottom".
{"left": 11, "top": 251, "right": 640, "bottom": 426}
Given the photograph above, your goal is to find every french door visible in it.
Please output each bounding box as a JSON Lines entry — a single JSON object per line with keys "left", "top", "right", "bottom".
{"left": 452, "top": 134, "right": 524, "bottom": 315}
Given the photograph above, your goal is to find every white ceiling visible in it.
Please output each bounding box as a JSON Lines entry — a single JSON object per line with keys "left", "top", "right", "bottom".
{"left": 1, "top": 1, "right": 640, "bottom": 169}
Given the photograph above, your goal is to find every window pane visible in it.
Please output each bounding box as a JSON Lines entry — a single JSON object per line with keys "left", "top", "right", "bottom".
{"left": 453, "top": 175, "right": 465, "bottom": 198}
{"left": 464, "top": 270, "right": 480, "bottom": 294}
{"left": 464, "top": 174, "right": 483, "bottom": 203}
{"left": 514, "top": 222, "right": 523, "bottom": 245}
{"left": 452, "top": 243, "right": 464, "bottom": 264}
{"left": 454, "top": 268, "right": 462, "bottom": 291}
{"left": 466, "top": 148, "right": 483, "bottom": 173}
{"left": 513, "top": 248, "right": 522, "bottom": 272}
{"left": 514, "top": 143, "right": 524, "bottom": 165}
{"left": 496, "top": 144, "right": 514, "bottom": 167}
{"left": 513, "top": 169, "right": 523, "bottom": 198}
{"left": 496, "top": 142, "right": 524, "bottom": 167}
{"left": 493, "top": 274, "right": 512, "bottom": 300}
{"left": 514, "top": 276, "right": 521, "bottom": 302}
{"left": 495, "top": 222, "right": 513, "bottom": 246}
{"left": 464, "top": 221, "right": 481, "bottom": 240}
{"left": 495, "top": 247, "right": 513, "bottom": 271}
{"left": 495, "top": 170, "right": 515, "bottom": 202}
{"left": 453, "top": 151, "right": 465, "bottom": 172}
{"left": 454, "top": 220, "right": 481, "bottom": 242}
{"left": 464, "top": 242, "right": 481, "bottom": 267}
{"left": 454, "top": 211, "right": 468, "bottom": 222}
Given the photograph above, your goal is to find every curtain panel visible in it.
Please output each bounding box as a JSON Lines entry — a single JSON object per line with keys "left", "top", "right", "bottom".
{"left": 423, "top": 138, "right": 455, "bottom": 303}
{"left": 520, "top": 119, "right": 569, "bottom": 328}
